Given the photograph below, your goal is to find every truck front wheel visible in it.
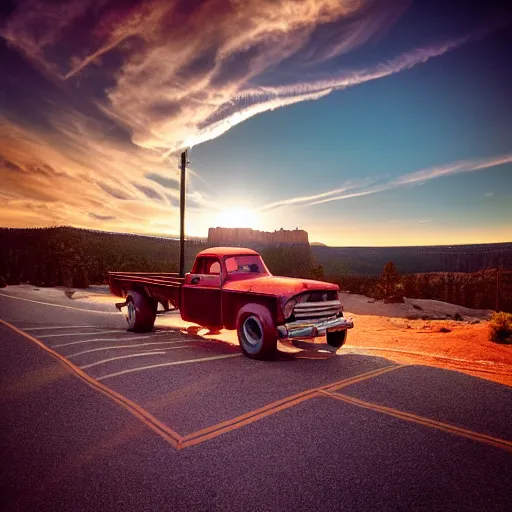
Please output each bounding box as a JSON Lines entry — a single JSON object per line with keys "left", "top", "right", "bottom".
{"left": 326, "top": 329, "right": 347, "bottom": 348}
{"left": 236, "top": 304, "right": 277, "bottom": 359}
{"left": 126, "top": 290, "right": 157, "bottom": 333}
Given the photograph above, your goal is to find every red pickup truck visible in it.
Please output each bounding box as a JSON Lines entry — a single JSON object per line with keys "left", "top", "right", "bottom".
{"left": 109, "top": 247, "right": 353, "bottom": 359}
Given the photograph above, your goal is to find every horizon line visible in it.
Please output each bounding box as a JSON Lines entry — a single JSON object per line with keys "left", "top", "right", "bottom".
{"left": 1, "top": 225, "right": 511, "bottom": 250}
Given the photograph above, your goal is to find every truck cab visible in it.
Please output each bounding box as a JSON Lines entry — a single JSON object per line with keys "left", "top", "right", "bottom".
{"left": 181, "top": 248, "right": 353, "bottom": 358}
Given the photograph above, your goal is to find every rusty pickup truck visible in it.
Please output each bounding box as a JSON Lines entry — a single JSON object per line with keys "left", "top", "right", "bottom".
{"left": 109, "top": 247, "right": 353, "bottom": 359}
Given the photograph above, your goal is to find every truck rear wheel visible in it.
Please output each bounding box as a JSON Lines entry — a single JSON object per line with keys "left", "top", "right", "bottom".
{"left": 126, "top": 290, "right": 157, "bottom": 333}
{"left": 236, "top": 304, "right": 277, "bottom": 359}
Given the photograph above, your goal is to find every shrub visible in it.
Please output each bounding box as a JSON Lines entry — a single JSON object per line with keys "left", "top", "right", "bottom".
{"left": 454, "top": 312, "right": 463, "bottom": 321}
{"left": 381, "top": 261, "right": 400, "bottom": 297}
{"left": 367, "top": 285, "right": 385, "bottom": 300}
{"left": 0, "top": 276, "right": 6, "bottom": 288}
{"left": 488, "top": 312, "right": 512, "bottom": 343}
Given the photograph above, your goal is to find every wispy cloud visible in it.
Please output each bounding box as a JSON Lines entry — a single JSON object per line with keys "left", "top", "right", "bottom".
{"left": 243, "top": 35, "right": 471, "bottom": 101}
{"left": 0, "top": 0, "right": 442, "bottom": 155}
{"left": 260, "top": 153, "right": 512, "bottom": 210}
{"left": 0, "top": 115, "right": 215, "bottom": 235}
{"left": 257, "top": 178, "right": 377, "bottom": 211}
{"left": 392, "top": 154, "right": 512, "bottom": 186}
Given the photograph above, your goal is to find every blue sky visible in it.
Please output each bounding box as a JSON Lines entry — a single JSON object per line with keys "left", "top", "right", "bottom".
{"left": 0, "top": 0, "right": 510, "bottom": 245}
{"left": 191, "top": 21, "right": 511, "bottom": 244}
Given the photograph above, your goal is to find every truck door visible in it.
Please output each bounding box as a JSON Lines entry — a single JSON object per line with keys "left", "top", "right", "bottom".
{"left": 181, "top": 256, "right": 222, "bottom": 328}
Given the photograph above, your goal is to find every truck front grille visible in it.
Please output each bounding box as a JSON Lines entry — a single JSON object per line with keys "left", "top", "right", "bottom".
{"left": 293, "top": 300, "right": 342, "bottom": 320}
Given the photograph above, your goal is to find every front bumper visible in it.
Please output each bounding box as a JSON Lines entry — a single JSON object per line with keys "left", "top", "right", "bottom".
{"left": 277, "top": 315, "right": 354, "bottom": 340}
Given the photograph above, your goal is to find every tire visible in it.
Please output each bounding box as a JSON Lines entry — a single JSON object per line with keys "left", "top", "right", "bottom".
{"left": 236, "top": 304, "right": 277, "bottom": 359}
{"left": 326, "top": 329, "right": 347, "bottom": 349}
{"left": 126, "top": 290, "right": 157, "bottom": 333}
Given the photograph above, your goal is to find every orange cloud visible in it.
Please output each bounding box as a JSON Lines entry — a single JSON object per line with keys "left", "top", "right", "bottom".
{"left": 0, "top": 115, "right": 212, "bottom": 235}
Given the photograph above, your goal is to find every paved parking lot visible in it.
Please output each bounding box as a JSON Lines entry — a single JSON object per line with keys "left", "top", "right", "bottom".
{"left": 5, "top": 320, "right": 404, "bottom": 447}
{"left": 1, "top": 289, "right": 512, "bottom": 511}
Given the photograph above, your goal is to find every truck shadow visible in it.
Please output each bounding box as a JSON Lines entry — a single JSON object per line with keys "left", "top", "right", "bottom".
{"left": 154, "top": 324, "right": 345, "bottom": 362}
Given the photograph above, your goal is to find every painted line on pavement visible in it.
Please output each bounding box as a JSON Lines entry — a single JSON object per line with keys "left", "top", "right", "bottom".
{"left": 41, "top": 330, "right": 121, "bottom": 338}
{"left": 52, "top": 332, "right": 169, "bottom": 348}
{"left": 22, "top": 325, "right": 99, "bottom": 331}
{"left": 323, "top": 365, "right": 407, "bottom": 392}
{"left": 320, "top": 391, "right": 512, "bottom": 454}
{"left": 80, "top": 351, "right": 168, "bottom": 369}
{"left": 179, "top": 365, "right": 403, "bottom": 449}
{"left": 0, "top": 292, "right": 119, "bottom": 314}
{"left": 67, "top": 341, "right": 195, "bottom": 358}
{"left": 0, "top": 321, "right": 428, "bottom": 453}
{"left": 96, "top": 353, "right": 242, "bottom": 381}
{"left": 0, "top": 320, "right": 183, "bottom": 448}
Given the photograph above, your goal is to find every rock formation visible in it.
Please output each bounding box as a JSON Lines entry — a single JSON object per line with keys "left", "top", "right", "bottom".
{"left": 208, "top": 227, "right": 309, "bottom": 247}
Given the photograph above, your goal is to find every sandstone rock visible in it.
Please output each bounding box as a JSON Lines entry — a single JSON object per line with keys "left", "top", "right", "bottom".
{"left": 208, "top": 227, "right": 309, "bottom": 247}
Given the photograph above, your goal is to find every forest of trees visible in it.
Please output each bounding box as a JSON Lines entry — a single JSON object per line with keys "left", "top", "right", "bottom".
{"left": 312, "top": 243, "right": 512, "bottom": 275}
{"left": 328, "top": 269, "right": 512, "bottom": 313}
{"left": 0, "top": 227, "right": 324, "bottom": 286}
{"left": 260, "top": 246, "right": 324, "bottom": 280}
{"left": 0, "top": 227, "right": 207, "bottom": 288}
{"left": 1, "top": 226, "right": 510, "bottom": 312}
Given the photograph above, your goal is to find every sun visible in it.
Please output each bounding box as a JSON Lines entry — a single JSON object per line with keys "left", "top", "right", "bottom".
{"left": 214, "top": 208, "right": 259, "bottom": 229}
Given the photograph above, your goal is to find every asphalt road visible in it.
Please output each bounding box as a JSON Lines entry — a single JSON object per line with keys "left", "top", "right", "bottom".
{"left": 1, "top": 289, "right": 512, "bottom": 512}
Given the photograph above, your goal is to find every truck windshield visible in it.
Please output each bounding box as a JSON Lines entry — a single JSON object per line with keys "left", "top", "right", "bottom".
{"left": 225, "top": 256, "right": 264, "bottom": 274}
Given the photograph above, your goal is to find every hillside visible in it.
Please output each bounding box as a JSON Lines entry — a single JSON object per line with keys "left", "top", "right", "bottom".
{"left": 0, "top": 226, "right": 321, "bottom": 287}
{"left": 0, "top": 226, "right": 207, "bottom": 287}
{"left": 312, "top": 243, "right": 512, "bottom": 276}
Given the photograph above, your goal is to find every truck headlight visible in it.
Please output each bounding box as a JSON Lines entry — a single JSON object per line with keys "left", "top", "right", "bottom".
{"left": 283, "top": 299, "right": 297, "bottom": 319}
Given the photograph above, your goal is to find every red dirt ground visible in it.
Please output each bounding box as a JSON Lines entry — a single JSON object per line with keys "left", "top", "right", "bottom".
{"left": 345, "top": 315, "right": 512, "bottom": 387}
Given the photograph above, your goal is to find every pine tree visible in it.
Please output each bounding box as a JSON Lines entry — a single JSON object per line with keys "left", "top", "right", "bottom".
{"left": 381, "top": 262, "right": 400, "bottom": 297}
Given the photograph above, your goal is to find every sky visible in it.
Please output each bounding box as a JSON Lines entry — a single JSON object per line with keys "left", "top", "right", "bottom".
{"left": 0, "top": 0, "right": 510, "bottom": 246}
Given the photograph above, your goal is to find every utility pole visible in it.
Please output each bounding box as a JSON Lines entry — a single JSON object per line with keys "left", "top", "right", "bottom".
{"left": 179, "top": 149, "right": 187, "bottom": 278}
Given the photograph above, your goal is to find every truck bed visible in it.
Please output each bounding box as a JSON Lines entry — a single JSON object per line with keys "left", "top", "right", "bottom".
{"left": 108, "top": 272, "right": 185, "bottom": 308}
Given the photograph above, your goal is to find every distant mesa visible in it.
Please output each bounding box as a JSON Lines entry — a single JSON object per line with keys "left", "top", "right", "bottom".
{"left": 207, "top": 227, "right": 309, "bottom": 247}
{"left": 310, "top": 242, "right": 327, "bottom": 247}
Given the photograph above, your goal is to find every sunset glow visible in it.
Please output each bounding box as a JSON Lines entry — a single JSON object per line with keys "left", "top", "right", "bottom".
{"left": 214, "top": 209, "right": 260, "bottom": 230}
{"left": 0, "top": 0, "right": 510, "bottom": 245}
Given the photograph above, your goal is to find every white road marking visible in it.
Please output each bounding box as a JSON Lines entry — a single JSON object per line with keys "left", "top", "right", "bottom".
{"left": 66, "top": 340, "right": 195, "bottom": 358}
{"left": 0, "top": 292, "right": 120, "bottom": 314}
{"left": 40, "top": 330, "right": 121, "bottom": 339}
{"left": 80, "top": 350, "right": 169, "bottom": 369}
{"left": 96, "top": 353, "right": 242, "bottom": 381}
{"left": 22, "top": 325, "right": 99, "bottom": 331}
{"left": 52, "top": 333, "right": 170, "bottom": 348}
